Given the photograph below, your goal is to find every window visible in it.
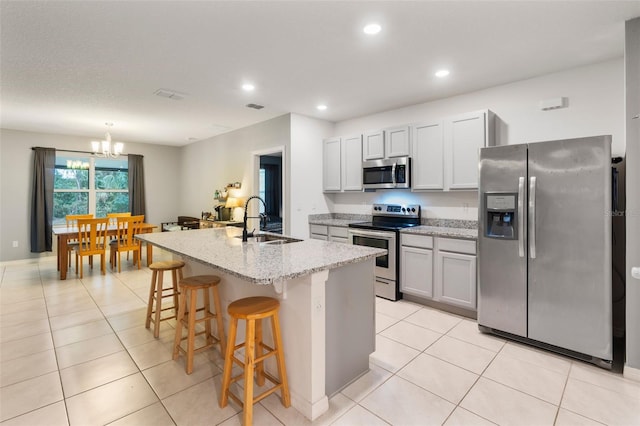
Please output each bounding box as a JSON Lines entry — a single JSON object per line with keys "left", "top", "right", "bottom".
{"left": 53, "top": 154, "right": 128, "bottom": 225}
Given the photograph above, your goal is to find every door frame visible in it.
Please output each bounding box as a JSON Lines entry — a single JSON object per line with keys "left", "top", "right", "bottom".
{"left": 251, "top": 145, "right": 287, "bottom": 234}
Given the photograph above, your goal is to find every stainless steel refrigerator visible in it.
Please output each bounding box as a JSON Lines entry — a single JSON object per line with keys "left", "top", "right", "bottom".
{"left": 478, "top": 135, "right": 612, "bottom": 367}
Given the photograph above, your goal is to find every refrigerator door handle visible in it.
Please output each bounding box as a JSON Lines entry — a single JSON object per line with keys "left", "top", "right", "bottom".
{"left": 529, "top": 176, "right": 537, "bottom": 259}
{"left": 518, "top": 177, "right": 525, "bottom": 257}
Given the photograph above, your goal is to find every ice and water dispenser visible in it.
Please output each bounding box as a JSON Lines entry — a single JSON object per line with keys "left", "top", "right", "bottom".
{"left": 484, "top": 193, "right": 517, "bottom": 239}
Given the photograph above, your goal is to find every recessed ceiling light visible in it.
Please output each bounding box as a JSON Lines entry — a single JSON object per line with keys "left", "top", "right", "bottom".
{"left": 242, "top": 83, "right": 255, "bottom": 91}
{"left": 435, "top": 69, "right": 450, "bottom": 78}
{"left": 363, "top": 23, "right": 381, "bottom": 35}
{"left": 317, "top": 104, "right": 328, "bottom": 111}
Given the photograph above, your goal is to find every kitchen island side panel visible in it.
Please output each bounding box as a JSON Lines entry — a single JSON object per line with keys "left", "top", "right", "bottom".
{"left": 325, "top": 258, "right": 376, "bottom": 397}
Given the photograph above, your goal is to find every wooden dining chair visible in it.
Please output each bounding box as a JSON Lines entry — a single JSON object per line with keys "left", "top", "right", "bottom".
{"left": 74, "top": 217, "right": 109, "bottom": 278}
{"left": 110, "top": 215, "right": 145, "bottom": 272}
{"left": 107, "top": 212, "right": 131, "bottom": 226}
{"left": 65, "top": 214, "right": 93, "bottom": 269}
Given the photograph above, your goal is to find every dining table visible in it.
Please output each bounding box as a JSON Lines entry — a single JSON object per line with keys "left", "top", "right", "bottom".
{"left": 53, "top": 222, "right": 157, "bottom": 280}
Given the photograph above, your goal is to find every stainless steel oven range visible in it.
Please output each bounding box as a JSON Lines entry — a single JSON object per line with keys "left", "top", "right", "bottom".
{"left": 348, "top": 204, "right": 421, "bottom": 301}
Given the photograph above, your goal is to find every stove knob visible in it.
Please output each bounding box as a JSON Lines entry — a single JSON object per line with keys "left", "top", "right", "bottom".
{"left": 411, "top": 207, "right": 416, "bottom": 212}
{"left": 401, "top": 207, "right": 406, "bottom": 212}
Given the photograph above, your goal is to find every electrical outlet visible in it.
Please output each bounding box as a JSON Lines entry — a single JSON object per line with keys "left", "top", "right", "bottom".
{"left": 12, "top": 241, "right": 18, "bottom": 248}
{"left": 463, "top": 203, "right": 469, "bottom": 213}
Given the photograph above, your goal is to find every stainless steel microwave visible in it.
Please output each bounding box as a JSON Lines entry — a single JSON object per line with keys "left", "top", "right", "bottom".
{"left": 362, "top": 157, "right": 411, "bottom": 189}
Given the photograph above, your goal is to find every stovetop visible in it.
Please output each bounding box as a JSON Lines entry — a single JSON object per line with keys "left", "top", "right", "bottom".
{"left": 348, "top": 203, "right": 421, "bottom": 231}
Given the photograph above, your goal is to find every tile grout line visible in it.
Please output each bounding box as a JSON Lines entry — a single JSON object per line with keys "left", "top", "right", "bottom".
{"left": 40, "top": 262, "right": 71, "bottom": 426}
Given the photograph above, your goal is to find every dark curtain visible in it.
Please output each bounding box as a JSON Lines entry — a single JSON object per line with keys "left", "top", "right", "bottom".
{"left": 263, "top": 164, "right": 281, "bottom": 217}
{"left": 128, "top": 154, "right": 146, "bottom": 217}
{"left": 30, "top": 147, "right": 55, "bottom": 252}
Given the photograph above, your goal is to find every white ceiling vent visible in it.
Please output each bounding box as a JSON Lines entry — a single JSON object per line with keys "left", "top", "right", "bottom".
{"left": 246, "top": 103, "right": 264, "bottom": 110}
{"left": 154, "top": 89, "right": 185, "bottom": 100}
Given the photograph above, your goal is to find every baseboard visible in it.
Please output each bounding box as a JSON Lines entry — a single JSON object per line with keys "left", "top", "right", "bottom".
{"left": 290, "top": 390, "right": 328, "bottom": 421}
{"left": 623, "top": 364, "right": 640, "bottom": 382}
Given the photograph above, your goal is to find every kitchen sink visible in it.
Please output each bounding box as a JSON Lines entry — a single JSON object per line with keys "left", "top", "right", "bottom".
{"left": 234, "top": 234, "right": 302, "bottom": 244}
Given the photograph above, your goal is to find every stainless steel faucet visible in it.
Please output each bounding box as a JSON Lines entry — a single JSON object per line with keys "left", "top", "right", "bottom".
{"left": 242, "top": 195, "right": 268, "bottom": 242}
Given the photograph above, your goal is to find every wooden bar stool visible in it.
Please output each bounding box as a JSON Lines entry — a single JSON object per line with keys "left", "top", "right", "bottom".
{"left": 220, "top": 296, "right": 290, "bottom": 425}
{"left": 145, "top": 260, "right": 185, "bottom": 338}
{"left": 172, "top": 275, "right": 226, "bottom": 374}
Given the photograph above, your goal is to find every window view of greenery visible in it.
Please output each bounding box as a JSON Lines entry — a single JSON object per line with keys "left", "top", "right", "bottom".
{"left": 53, "top": 155, "right": 129, "bottom": 225}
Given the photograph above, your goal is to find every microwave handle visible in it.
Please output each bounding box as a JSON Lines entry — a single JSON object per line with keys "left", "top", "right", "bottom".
{"left": 392, "top": 163, "right": 397, "bottom": 186}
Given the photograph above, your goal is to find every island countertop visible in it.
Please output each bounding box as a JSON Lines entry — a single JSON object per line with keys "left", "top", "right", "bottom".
{"left": 136, "top": 227, "right": 386, "bottom": 285}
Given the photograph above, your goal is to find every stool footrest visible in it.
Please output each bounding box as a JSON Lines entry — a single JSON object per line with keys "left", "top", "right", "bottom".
{"left": 176, "top": 343, "right": 215, "bottom": 356}
{"left": 177, "top": 329, "right": 221, "bottom": 344}
{"left": 226, "top": 372, "right": 284, "bottom": 407}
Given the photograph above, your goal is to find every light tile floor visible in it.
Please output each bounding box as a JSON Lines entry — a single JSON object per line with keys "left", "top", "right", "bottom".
{"left": 1, "top": 252, "right": 639, "bottom": 425}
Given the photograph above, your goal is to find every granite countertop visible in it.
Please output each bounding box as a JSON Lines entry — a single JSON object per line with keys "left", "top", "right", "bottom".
{"left": 308, "top": 218, "right": 365, "bottom": 227}
{"left": 308, "top": 213, "right": 478, "bottom": 240}
{"left": 136, "top": 227, "right": 385, "bottom": 285}
{"left": 401, "top": 226, "right": 478, "bottom": 240}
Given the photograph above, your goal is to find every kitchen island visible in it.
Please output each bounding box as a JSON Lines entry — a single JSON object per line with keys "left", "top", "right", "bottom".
{"left": 136, "top": 227, "right": 385, "bottom": 420}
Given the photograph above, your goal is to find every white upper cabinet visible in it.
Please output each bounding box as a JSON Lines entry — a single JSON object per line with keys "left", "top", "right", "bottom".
{"left": 362, "top": 130, "right": 385, "bottom": 160}
{"left": 323, "top": 134, "right": 363, "bottom": 192}
{"left": 384, "top": 126, "right": 411, "bottom": 158}
{"left": 325, "top": 109, "right": 494, "bottom": 193}
{"left": 444, "top": 110, "right": 494, "bottom": 190}
{"left": 341, "top": 134, "right": 363, "bottom": 191}
{"left": 323, "top": 137, "right": 342, "bottom": 192}
{"left": 412, "top": 121, "right": 444, "bottom": 190}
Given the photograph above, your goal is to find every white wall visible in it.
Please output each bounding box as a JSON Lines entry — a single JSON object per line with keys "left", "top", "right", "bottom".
{"left": 329, "top": 59, "right": 624, "bottom": 219}
{"left": 0, "top": 128, "right": 182, "bottom": 262}
{"left": 290, "top": 113, "right": 335, "bottom": 238}
{"left": 179, "top": 114, "right": 292, "bottom": 228}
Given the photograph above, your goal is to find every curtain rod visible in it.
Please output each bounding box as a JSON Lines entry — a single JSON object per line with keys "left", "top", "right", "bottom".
{"left": 31, "top": 147, "right": 142, "bottom": 157}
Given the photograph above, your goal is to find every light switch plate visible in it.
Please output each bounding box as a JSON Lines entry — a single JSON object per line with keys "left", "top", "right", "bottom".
{"left": 632, "top": 267, "right": 640, "bottom": 280}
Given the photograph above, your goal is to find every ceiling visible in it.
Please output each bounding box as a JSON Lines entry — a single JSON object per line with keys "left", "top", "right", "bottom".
{"left": 1, "top": 1, "right": 639, "bottom": 146}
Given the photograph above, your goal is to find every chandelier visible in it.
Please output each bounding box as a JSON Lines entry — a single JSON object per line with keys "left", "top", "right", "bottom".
{"left": 91, "top": 122, "right": 124, "bottom": 158}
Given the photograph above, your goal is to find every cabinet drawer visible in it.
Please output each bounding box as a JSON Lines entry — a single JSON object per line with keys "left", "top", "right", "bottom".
{"left": 310, "top": 224, "right": 328, "bottom": 236}
{"left": 329, "top": 226, "right": 349, "bottom": 238}
{"left": 329, "top": 236, "right": 349, "bottom": 244}
{"left": 310, "top": 233, "right": 328, "bottom": 241}
{"left": 438, "top": 238, "right": 476, "bottom": 255}
{"left": 401, "top": 233, "right": 433, "bottom": 249}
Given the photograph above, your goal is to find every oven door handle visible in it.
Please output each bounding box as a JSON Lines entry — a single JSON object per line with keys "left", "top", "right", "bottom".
{"left": 348, "top": 229, "right": 395, "bottom": 240}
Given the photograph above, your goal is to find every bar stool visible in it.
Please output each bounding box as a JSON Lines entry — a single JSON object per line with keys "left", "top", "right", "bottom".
{"left": 219, "top": 296, "right": 290, "bottom": 425}
{"left": 145, "top": 260, "right": 185, "bottom": 338}
{"left": 172, "top": 275, "right": 226, "bottom": 374}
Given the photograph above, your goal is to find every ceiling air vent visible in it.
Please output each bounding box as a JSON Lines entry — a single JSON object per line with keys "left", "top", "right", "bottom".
{"left": 154, "top": 89, "right": 185, "bottom": 100}
{"left": 246, "top": 103, "right": 264, "bottom": 110}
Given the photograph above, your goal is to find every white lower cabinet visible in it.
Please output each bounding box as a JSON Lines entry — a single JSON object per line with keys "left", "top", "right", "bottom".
{"left": 328, "top": 226, "right": 349, "bottom": 243}
{"left": 435, "top": 250, "right": 477, "bottom": 310}
{"left": 400, "top": 246, "right": 433, "bottom": 298}
{"left": 400, "top": 233, "right": 477, "bottom": 311}
{"left": 310, "top": 224, "right": 328, "bottom": 241}
{"left": 309, "top": 224, "right": 349, "bottom": 243}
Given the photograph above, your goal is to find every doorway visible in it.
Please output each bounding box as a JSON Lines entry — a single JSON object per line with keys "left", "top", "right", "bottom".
{"left": 252, "top": 147, "right": 285, "bottom": 234}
